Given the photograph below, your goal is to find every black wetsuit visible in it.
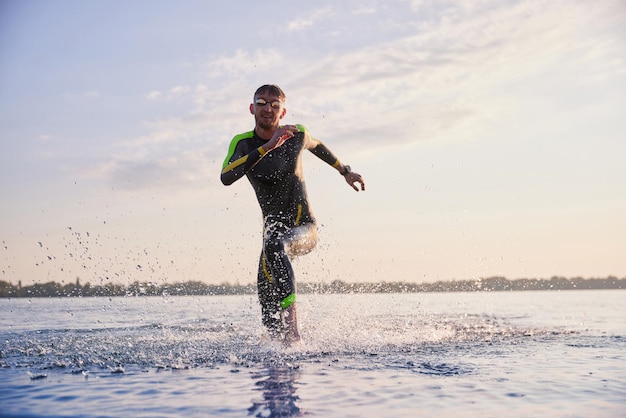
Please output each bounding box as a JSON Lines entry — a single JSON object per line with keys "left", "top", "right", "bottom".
{"left": 221, "top": 125, "right": 340, "bottom": 333}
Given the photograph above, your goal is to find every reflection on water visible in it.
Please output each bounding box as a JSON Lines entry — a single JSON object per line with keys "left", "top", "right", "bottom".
{"left": 248, "top": 365, "right": 303, "bottom": 417}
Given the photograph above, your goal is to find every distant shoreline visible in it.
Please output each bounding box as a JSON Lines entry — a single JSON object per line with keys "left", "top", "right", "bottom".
{"left": 1, "top": 276, "right": 624, "bottom": 298}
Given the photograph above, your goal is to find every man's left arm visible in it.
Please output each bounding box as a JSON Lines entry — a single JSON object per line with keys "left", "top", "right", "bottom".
{"left": 303, "top": 126, "right": 365, "bottom": 192}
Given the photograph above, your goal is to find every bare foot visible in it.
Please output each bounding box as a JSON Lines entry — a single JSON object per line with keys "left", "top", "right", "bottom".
{"left": 283, "top": 330, "right": 301, "bottom": 347}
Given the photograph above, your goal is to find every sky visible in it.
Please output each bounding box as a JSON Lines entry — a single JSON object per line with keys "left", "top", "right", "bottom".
{"left": 1, "top": 0, "right": 625, "bottom": 287}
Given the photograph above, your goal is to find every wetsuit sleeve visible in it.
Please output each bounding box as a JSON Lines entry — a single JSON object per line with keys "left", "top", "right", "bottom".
{"left": 220, "top": 132, "right": 267, "bottom": 186}
{"left": 300, "top": 124, "right": 342, "bottom": 169}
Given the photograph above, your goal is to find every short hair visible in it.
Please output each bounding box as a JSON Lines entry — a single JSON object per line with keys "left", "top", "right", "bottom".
{"left": 254, "top": 84, "right": 286, "bottom": 101}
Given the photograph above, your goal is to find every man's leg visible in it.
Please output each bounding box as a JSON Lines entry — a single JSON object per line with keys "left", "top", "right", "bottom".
{"left": 257, "top": 252, "right": 283, "bottom": 338}
{"left": 260, "top": 221, "right": 317, "bottom": 343}
{"left": 283, "top": 302, "right": 300, "bottom": 344}
{"left": 285, "top": 223, "right": 318, "bottom": 257}
{"left": 261, "top": 224, "right": 300, "bottom": 342}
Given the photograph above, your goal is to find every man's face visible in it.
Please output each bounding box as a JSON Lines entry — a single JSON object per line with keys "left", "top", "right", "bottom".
{"left": 250, "top": 92, "right": 286, "bottom": 130}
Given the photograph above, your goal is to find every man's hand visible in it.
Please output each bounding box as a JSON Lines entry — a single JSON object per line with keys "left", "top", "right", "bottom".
{"left": 344, "top": 172, "right": 365, "bottom": 192}
{"left": 262, "top": 125, "right": 300, "bottom": 152}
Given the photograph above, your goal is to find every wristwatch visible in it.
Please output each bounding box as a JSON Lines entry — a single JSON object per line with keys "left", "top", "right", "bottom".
{"left": 340, "top": 165, "right": 351, "bottom": 176}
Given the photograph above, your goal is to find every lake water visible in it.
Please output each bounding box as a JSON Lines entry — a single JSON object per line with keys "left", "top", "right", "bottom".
{"left": 1, "top": 290, "right": 624, "bottom": 417}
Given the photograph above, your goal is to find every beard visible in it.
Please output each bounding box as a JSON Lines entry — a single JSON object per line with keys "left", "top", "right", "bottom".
{"left": 256, "top": 113, "right": 279, "bottom": 130}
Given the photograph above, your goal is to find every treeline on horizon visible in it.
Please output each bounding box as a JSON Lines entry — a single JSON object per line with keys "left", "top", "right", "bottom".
{"left": 0, "top": 276, "right": 624, "bottom": 298}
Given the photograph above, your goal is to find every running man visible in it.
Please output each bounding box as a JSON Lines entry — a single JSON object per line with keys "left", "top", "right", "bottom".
{"left": 220, "top": 84, "right": 365, "bottom": 344}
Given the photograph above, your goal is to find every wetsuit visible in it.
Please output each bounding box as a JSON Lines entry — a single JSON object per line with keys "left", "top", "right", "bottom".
{"left": 221, "top": 125, "right": 340, "bottom": 333}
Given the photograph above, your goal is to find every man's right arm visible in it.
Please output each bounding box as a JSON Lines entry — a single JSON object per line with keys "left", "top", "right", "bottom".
{"left": 220, "top": 143, "right": 267, "bottom": 186}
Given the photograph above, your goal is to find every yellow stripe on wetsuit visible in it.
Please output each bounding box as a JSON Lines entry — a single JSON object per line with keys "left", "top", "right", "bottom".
{"left": 295, "top": 204, "right": 302, "bottom": 226}
{"left": 261, "top": 254, "right": 273, "bottom": 283}
{"left": 221, "top": 146, "right": 266, "bottom": 175}
{"left": 261, "top": 253, "right": 296, "bottom": 308}
{"left": 222, "top": 154, "right": 249, "bottom": 173}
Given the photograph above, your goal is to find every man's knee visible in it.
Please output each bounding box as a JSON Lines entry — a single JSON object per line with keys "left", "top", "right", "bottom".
{"left": 286, "top": 225, "right": 318, "bottom": 257}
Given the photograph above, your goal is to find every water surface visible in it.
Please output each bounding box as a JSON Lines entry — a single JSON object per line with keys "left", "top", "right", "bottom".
{"left": 1, "top": 291, "right": 624, "bottom": 417}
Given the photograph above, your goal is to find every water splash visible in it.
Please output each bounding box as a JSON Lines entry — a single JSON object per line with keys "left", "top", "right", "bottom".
{"left": 0, "top": 309, "right": 569, "bottom": 377}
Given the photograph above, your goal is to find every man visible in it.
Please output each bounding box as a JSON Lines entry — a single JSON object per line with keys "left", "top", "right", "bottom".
{"left": 220, "top": 84, "right": 365, "bottom": 344}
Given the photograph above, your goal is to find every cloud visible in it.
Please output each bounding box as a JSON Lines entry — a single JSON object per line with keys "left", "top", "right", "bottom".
{"left": 169, "top": 85, "right": 190, "bottom": 95}
{"left": 85, "top": 147, "right": 214, "bottom": 193}
{"left": 147, "top": 91, "right": 162, "bottom": 101}
{"left": 272, "top": 0, "right": 626, "bottom": 150}
{"left": 80, "top": 103, "right": 234, "bottom": 192}
{"left": 146, "top": 85, "right": 191, "bottom": 101}
{"left": 203, "top": 49, "right": 285, "bottom": 79}
{"left": 81, "top": 0, "right": 626, "bottom": 192}
{"left": 352, "top": 7, "right": 376, "bottom": 15}
{"left": 287, "top": 7, "right": 334, "bottom": 31}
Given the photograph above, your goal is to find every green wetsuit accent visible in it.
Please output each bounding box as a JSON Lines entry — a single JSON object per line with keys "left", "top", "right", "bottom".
{"left": 281, "top": 294, "right": 296, "bottom": 309}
